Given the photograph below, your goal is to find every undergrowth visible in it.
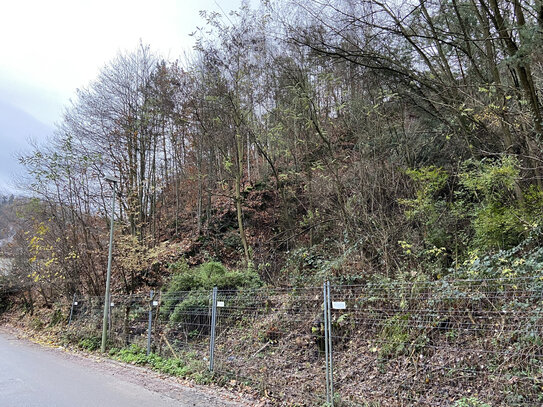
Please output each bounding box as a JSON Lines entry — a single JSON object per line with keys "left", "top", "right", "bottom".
{"left": 108, "top": 344, "right": 211, "bottom": 384}
{"left": 453, "top": 397, "right": 492, "bottom": 407}
{"left": 161, "top": 260, "right": 261, "bottom": 324}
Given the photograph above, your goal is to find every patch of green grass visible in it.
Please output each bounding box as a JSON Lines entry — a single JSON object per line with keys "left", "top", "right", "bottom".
{"left": 113, "top": 344, "right": 210, "bottom": 381}
{"left": 78, "top": 336, "right": 101, "bottom": 351}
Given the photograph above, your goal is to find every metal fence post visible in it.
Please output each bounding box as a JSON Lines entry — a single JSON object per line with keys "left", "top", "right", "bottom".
{"left": 209, "top": 286, "right": 218, "bottom": 372}
{"left": 147, "top": 290, "right": 154, "bottom": 356}
{"left": 327, "top": 281, "right": 334, "bottom": 406}
{"left": 323, "top": 282, "right": 331, "bottom": 404}
{"left": 68, "top": 293, "right": 76, "bottom": 325}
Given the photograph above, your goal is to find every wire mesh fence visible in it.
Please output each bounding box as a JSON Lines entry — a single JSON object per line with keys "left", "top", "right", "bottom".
{"left": 328, "top": 277, "right": 543, "bottom": 407}
{"left": 66, "top": 276, "right": 543, "bottom": 406}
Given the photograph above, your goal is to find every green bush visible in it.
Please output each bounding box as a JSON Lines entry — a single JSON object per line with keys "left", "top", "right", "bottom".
{"left": 400, "top": 157, "right": 543, "bottom": 275}
{"left": 117, "top": 344, "right": 149, "bottom": 365}
{"left": 459, "top": 156, "right": 542, "bottom": 251}
{"left": 378, "top": 314, "right": 410, "bottom": 358}
{"left": 161, "top": 260, "right": 261, "bottom": 324}
{"left": 78, "top": 336, "right": 101, "bottom": 351}
{"left": 400, "top": 166, "right": 454, "bottom": 248}
{"left": 471, "top": 203, "right": 524, "bottom": 250}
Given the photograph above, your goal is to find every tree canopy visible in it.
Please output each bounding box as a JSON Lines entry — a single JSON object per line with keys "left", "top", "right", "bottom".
{"left": 4, "top": 0, "right": 542, "bottom": 303}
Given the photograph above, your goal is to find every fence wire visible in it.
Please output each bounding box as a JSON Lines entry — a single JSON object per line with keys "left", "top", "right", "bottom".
{"left": 66, "top": 277, "right": 543, "bottom": 406}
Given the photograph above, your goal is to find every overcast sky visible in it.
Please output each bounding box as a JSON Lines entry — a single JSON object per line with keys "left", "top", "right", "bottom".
{"left": 0, "top": 0, "right": 243, "bottom": 193}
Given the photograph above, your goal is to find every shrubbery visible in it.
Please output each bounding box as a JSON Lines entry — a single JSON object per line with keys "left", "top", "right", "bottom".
{"left": 399, "top": 157, "right": 543, "bottom": 278}
{"left": 161, "top": 261, "right": 261, "bottom": 324}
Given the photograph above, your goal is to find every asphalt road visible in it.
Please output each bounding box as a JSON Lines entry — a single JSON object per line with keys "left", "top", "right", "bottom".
{"left": 0, "top": 330, "right": 244, "bottom": 407}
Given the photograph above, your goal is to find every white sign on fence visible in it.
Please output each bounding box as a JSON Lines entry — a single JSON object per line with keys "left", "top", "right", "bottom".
{"left": 217, "top": 301, "right": 225, "bottom": 308}
{"left": 332, "top": 301, "right": 346, "bottom": 310}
